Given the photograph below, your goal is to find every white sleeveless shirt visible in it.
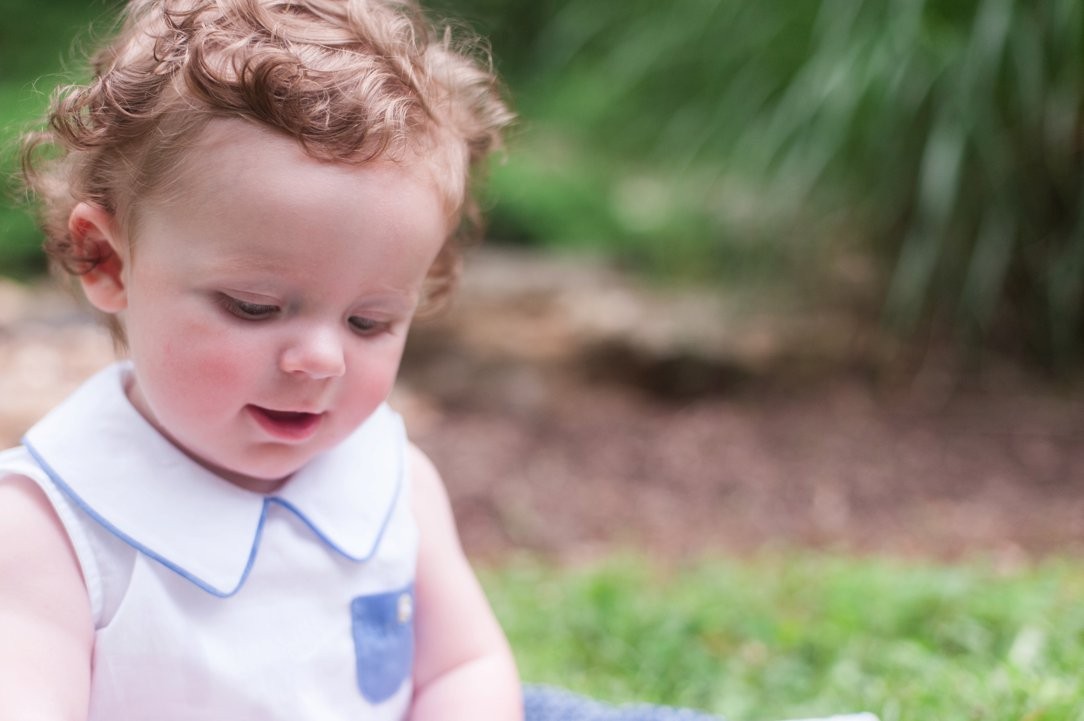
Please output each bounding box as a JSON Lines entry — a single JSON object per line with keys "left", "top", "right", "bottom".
{"left": 0, "top": 363, "right": 418, "bottom": 720}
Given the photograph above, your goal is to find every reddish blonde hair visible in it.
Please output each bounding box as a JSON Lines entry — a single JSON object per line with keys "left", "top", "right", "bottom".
{"left": 22, "top": 0, "right": 512, "bottom": 316}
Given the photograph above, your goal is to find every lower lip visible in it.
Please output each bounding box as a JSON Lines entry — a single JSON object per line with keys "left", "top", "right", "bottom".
{"left": 247, "top": 406, "right": 324, "bottom": 442}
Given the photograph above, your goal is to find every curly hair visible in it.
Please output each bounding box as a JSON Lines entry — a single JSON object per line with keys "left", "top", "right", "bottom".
{"left": 21, "top": 0, "right": 512, "bottom": 318}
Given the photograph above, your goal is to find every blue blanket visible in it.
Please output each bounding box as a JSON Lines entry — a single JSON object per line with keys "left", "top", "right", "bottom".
{"left": 524, "top": 686, "right": 721, "bottom": 721}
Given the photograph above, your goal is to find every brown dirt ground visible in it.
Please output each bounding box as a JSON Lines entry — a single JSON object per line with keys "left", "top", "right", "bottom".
{"left": 2, "top": 250, "right": 1082, "bottom": 564}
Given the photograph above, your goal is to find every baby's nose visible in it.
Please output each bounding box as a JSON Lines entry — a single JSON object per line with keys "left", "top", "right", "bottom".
{"left": 280, "top": 326, "right": 346, "bottom": 379}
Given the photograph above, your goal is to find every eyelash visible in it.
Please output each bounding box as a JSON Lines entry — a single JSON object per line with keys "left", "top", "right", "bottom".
{"left": 218, "top": 294, "right": 391, "bottom": 336}
{"left": 348, "top": 316, "right": 390, "bottom": 336}
{"left": 218, "top": 295, "right": 279, "bottom": 320}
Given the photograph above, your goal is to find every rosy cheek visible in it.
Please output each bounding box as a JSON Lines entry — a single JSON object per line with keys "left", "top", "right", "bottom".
{"left": 355, "top": 354, "right": 401, "bottom": 404}
{"left": 197, "top": 351, "right": 248, "bottom": 388}
{"left": 159, "top": 321, "right": 255, "bottom": 398}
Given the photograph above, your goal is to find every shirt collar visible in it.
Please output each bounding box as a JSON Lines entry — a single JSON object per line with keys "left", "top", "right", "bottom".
{"left": 23, "top": 362, "right": 405, "bottom": 597}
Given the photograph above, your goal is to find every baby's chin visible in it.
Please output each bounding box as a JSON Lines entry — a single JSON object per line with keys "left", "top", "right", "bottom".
{"left": 174, "top": 445, "right": 308, "bottom": 494}
{"left": 221, "top": 455, "right": 317, "bottom": 493}
{"left": 220, "top": 470, "right": 296, "bottom": 494}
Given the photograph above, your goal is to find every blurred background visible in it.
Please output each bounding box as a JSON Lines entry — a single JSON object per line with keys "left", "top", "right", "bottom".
{"left": 1, "top": 0, "right": 1082, "bottom": 562}
{"left": 447, "top": 0, "right": 1084, "bottom": 370}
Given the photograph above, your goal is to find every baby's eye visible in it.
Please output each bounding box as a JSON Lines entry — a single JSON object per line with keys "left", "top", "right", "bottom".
{"left": 219, "top": 295, "right": 280, "bottom": 320}
{"left": 348, "top": 316, "right": 389, "bottom": 336}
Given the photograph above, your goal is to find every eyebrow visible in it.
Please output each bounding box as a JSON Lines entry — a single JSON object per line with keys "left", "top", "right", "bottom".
{"left": 208, "top": 269, "right": 421, "bottom": 307}
{"left": 355, "top": 292, "right": 421, "bottom": 314}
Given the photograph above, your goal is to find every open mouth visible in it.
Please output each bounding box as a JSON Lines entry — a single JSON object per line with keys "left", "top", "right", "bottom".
{"left": 248, "top": 406, "right": 323, "bottom": 441}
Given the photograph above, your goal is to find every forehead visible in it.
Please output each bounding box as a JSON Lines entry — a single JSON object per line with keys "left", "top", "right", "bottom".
{"left": 146, "top": 118, "right": 464, "bottom": 220}
{"left": 167, "top": 120, "right": 428, "bottom": 202}
{"left": 130, "top": 119, "right": 449, "bottom": 282}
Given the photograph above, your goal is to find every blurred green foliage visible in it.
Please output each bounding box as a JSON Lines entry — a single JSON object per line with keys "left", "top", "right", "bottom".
{"left": 0, "top": 0, "right": 116, "bottom": 276}
{"left": 431, "top": 0, "right": 819, "bottom": 282}
{"left": 2, "top": 0, "right": 1082, "bottom": 364}
{"left": 741, "top": 0, "right": 1084, "bottom": 365}
{"left": 439, "top": 0, "right": 1084, "bottom": 366}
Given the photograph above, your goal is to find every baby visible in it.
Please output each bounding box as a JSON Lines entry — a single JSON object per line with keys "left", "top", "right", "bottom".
{"left": 0, "top": 0, "right": 520, "bottom": 718}
{"left": 0, "top": 2, "right": 885, "bottom": 720}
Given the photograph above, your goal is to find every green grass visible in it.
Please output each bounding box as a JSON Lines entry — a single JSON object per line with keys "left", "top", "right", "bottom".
{"left": 482, "top": 553, "right": 1084, "bottom": 721}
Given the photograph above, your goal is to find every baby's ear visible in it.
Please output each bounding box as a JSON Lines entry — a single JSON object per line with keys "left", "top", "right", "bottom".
{"left": 68, "top": 202, "right": 128, "bottom": 313}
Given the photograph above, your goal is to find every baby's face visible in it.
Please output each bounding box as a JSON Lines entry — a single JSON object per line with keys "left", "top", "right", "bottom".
{"left": 116, "top": 120, "right": 446, "bottom": 490}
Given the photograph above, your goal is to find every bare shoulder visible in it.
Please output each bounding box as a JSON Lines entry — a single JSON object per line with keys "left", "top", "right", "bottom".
{"left": 406, "top": 443, "right": 442, "bottom": 494}
{"left": 0, "top": 473, "right": 93, "bottom": 719}
{"left": 0, "top": 473, "right": 87, "bottom": 588}
{"left": 406, "top": 443, "right": 459, "bottom": 546}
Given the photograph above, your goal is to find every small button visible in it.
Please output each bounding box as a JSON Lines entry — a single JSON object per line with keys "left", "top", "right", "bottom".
{"left": 397, "top": 593, "right": 413, "bottom": 624}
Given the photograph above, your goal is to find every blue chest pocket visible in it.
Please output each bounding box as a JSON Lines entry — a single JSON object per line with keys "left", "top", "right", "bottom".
{"left": 350, "top": 585, "right": 415, "bottom": 704}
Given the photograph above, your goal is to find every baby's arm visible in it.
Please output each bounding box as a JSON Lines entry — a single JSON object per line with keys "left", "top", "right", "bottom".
{"left": 0, "top": 474, "right": 94, "bottom": 720}
{"left": 407, "top": 446, "right": 523, "bottom": 720}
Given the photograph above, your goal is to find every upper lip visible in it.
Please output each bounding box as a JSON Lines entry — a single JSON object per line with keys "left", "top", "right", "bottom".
{"left": 251, "top": 405, "right": 324, "bottom": 416}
